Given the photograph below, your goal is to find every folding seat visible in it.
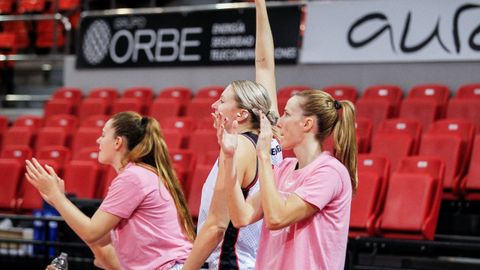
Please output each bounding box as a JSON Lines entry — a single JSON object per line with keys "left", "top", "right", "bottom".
{"left": 87, "top": 87, "right": 118, "bottom": 112}
{"left": 376, "top": 170, "right": 443, "bottom": 240}
{"left": 460, "top": 135, "right": 480, "bottom": 199}
{"left": 123, "top": 87, "right": 154, "bottom": 114}
{"left": 35, "top": 21, "right": 65, "bottom": 49}
{"left": 400, "top": 84, "right": 450, "bottom": 128}
{"left": 77, "top": 98, "right": 109, "bottom": 121}
{"left": 454, "top": 83, "right": 480, "bottom": 99}
{"left": 110, "top": 98, "right": 143, "bottom": 115}
{"left": 349, "top": 155, "right": 389, "bottom": 238}
{"left": 17, "top": 160, "right": 60, "bottom": 211}
{"left": 446, "top": 99, "right": 480, "bottom": 133}
{"left": 322, "top": 85, "right": 358, "bottom": 103}
{"left": 419, "top": 134, "right": 462, "bottom": 196}
{"left": 158, "top": 86, "right": 193, "bottom": 115}
{"left": 44, "top": 114, "right": 78, "bottom": 135}
{"left": 162, "top": 129, "right": 184, "bottom": 150}
{"left": 396, "top": 156, "right": 445, "bottom": 181}
{"left": 3, "top": 21, "right": 30, "bottom": 50}
{"left": 58, "top": 0, "right": 80, "bottom": 11}
{"left": 0, "top": 0, "right": 13, "bottom": 14}
{"left": 81, "top": 115, "right": 109, "bottom": 128}
{"left": 13, "top": 115, "right": 43, "bottom": 131}
{"left": 0, "top": 159, "right": 22, "bottom": 210}
{"left": 277, "top": 97, "right": 289, "bottom": 116}
{"left": 197, "top": 150, "right": 218, "bottom": 167}
{"left": 88, "top": 87, "right": 118, "bottom": 101}
{"left": 356, "top": 99, "right": 393, "bottom": 132}
{"left": 195, "top": 117, "right": 215, "bottom": 131}
{"left": 71, "top": 127, "right": 101, "bottom": 156}
{"left": 427, "top": 119, "right": 475, "bottom": 179}
{"left": 169, "top": 149, "right": 196, "bottom": 186}
{"left": 17, "top": 0, "right": 46, "bottom": 13}
{"left": 355, "top": 117, "right": 372, "bottom": 153}
{"left": 370, "top": 132, "right": 413, "bottom": 173}
{"left": 378, "top": 118, "right": 422, "bottom": 154}
{"left": 50, "top": 87, "right": 82, "bottom": 115}
{"left": 362, "top": 84, "right": 403, "bottom": 115}
{"left": 3, "top": 126, "right": 33, "bottom": 148}
{"left": 63, "top": 160, "right": 100, "bottom": 198}
{"left": 1, "top": 145, "right": 33, "bottom": 162}
{"left": 187, "top": 129, "right": 219, "bottom": 154}
{"left": 185, "top": 99, "right": 214, "bottom": 120}
{"left": 44, "top": 99, "right": 74, "bottom": 118}
{"left": 36, "top": 145, "right": 71, "bottom": 170}
{"left": 195, "top": 85, "right": 225, "bottom": 100}
{"left": 277, "top": 85, "right": 311, "bottom": 100}
{"left": 0, "top": 32, "right": 16, "bottom": 52}
{"left": 149, "top": 98, "right": 182, "bottom": 126}
{"left": 187, "top": 164, "right": 212, "bottom": 218}
{"left": 52, "top": 87, "right": 83, "bottom": 104}
{"left": 72, "top": 146, "right": 107, "bottom": 198}
{"left": 34, "top": 127, "right": 67, "bottom": 151}
{"left": 163, "top": 117, "right": 196, "bottom": 148}
{"left": 0, "top": 116, "right": 9, "bottom": 151}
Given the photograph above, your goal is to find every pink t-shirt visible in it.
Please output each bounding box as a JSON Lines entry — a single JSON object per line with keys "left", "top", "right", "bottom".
{"left": 99, "top": 163, "right": 192, "bottom": 270}
{"left": 255, "top": 152, "right": 352, "bottom": 270}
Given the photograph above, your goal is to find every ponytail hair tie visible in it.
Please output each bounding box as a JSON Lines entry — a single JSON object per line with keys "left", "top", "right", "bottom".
{"left": 265, "top": 110, "right": 271, "bottom": 118}
{"left": 333, "top": 100, "right": 341, "bottom": 110}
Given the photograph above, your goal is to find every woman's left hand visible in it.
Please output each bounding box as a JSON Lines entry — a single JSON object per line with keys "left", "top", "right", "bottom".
{"left": 25, "top": 158, "right": 65, "bottom": 206}
{"left": 213, "top": 112, "right": 238, "bottom": 158}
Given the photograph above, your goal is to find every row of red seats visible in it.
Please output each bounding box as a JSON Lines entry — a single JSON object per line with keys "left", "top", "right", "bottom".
{"left": 0, "top": 0, "right": 80, "bottom": 15}
{"left": 350, "top": 155, "right": 444, "bottom": 240}
{"left": 278, "top": 83, "right": 480, "bottom": 133}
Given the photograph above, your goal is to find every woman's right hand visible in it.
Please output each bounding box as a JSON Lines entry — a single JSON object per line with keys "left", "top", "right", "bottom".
{"left": 213, "top": 112, "right": 238, "bottom": 158}
{"left": 256, "top": 111, "right": 273, "bottom": 161}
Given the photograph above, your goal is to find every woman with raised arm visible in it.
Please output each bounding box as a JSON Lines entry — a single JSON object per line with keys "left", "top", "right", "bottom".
{"left": 27, "top": 111, "right": 195, "bottom": 270}
{"left": 182, "top": 0, "right": 282, "bottom": 269}
{"left": 219, "top": 90, "right": 358, "bottom": 269}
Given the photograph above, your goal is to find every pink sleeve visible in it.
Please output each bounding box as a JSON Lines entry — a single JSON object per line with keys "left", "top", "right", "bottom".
{"left": 294, "top": 166, "right": 341, "bottom": 211}
{"left": 99, "top": 172, "right": 145, "bottom": 219}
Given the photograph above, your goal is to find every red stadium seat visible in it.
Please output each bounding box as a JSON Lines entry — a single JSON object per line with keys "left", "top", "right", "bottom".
{"left": 63, "top": 160, "right": 100, "bottom": 198}
{"left": 349, "top": 155, "right": 390, "bottom": 238}
{"left": 399, "top": 99, "right": 439, "bottom": 131}
{"left": 355, "top": 117, "right": 373, "bottom": 153}
{"left": 36, "top": 146, "right": 71, "bottom": 169}
{"left": 58, "top": 0, "right": 80, "bottom": 11}
{"left": 1, "top": 145, "right": 33, "bottom": 162}
{"left": 0, "top": 116, "right": 9, "bottom": 151}
{"left": 81, "top": 115, "right": 109, "bottom": 128}
{"left": 35, "top": 21, "right": 65, "bottom": 48}
{"left": 34, "top": 127, "right": 67, "bottom": 151}
{"left": 100, "top": 166, "right": 118, "bottom": 198}
{"left": 3, "top": 126, "right": 33, "bottom": 148}
{"left": 111, "top": 98, "right": 143, "bottom": 115}
{"left": 169, "top": 149, "right": 196, "bottom": 186}
{"left": 447, "top": 99, "right": 480, "bottom": 133}
{"left": 163, "top": 117, "right": 196, "bottom": 147}
{"left": 405, "top": 83, "right": 450, "bottom": 118}
{"left": 277, "top": 85, "right": 311, "bottom": 100}
{"left": 322, "top": 85, "right": 358, "bottom": 103}
{"left": 88, "top": 87, "right": 119, "bottom": 104}
{"left": 149, "top": 98, "right": 182, "bottom": 126}
{"left": 454, "top": 83, "right": 480, "bottom": 99}
{"left": 356, "top": 99, "right": 393, "bottom": 132}
{"left": 158, "top": 86, "right": 193, "bottom": 115}
{"left": 13, "top": 115, "right": 43, "bottom": 131}
{"left": 44, "top": 114, "right": 78, "bottom": 135}
{"left": 0, "top": 159, "right": 22, "bottom": 210}
{"left": 52, "top": 87, "right": 83, "bottom": 103}
{"left": 0, "top": 0, "right": 14, "bottom": 14}
{"left": 44, "top": 99, "right": 74, "bottom": 118}
{"left": 77, "top": 98, "right": 109, "bottom": 121}
{"left": 185, "top": 99, "right": 214, "bottom": 119}
{"left": 195, "top": 85, "right": 225, "bottom": 100}
{"left": 461, "top": 135, "right": 480, "bottom": 199}
{"left": 17, "top": 0, "right": 46, "bottom": 13}
{"left": 123, "top": 86, "right": 154, "bottom": 114}
{"left": 162, "top": 129, "right": 184, "bottom": 150}
{"left": 370, "top": 132, "right": 413, "bottom": 173}
{"left": 378, "top": 118, "right": 422, "bottom": 154}
{"left": 187, "top": 129, "right": 219, "bottom": 154}
{"left": 71, "top": 127, "right": 101, "bottom": 156}
{"left": 187, "top": 164, "right": 212, "bottom": 219}
{"left": 362, "top": 84, "right": 403, "bottom": 115}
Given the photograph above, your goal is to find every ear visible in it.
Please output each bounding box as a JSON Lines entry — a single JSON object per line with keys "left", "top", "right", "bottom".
{"left": 114, "top": 136, "right": 124, "bottom": 151}
{"left": 237, "top": 109, "right": 249, "bottom": 120}
{"left": 302, "top": 116, "right": 315, "bottom": 132}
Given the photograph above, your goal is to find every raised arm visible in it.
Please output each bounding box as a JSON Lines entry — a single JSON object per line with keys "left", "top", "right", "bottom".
{"left": 255, "top": 0, "right": 278, "bottom": 114}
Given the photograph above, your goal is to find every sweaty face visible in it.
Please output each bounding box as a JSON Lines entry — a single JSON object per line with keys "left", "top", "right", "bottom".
{"left": 211, "top": 85, "right": 242, "bottom": 130}
{"left": 277, "top": 96, "right": 307, "bottom": 150}
{"left": 96, "top": 119, "right": 118, "bottom": 165}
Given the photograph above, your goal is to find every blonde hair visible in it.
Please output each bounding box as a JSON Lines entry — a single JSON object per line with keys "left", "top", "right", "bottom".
{"left": 111, "top": 112, "right": 196, "bottom": 241}
{"left": 230, "top": 80, "right": 278, "bottom": 133}
{"left": 296, "top": 90, "right": 358, "bottom": 193}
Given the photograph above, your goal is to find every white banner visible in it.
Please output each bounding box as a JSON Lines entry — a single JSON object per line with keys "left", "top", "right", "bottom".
{"left": 300, "top": 0, "right": 480, "bottom": 63}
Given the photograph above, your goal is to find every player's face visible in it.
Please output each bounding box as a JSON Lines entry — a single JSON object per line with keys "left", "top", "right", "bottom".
{"left": 211, "top": 85, "right": 242, "bottom": 130}
{"left": 277, "top": 96, "right": 307, "bottom": 150}
{"left": 96, "top": 119, "right": 118, "bottom": 165}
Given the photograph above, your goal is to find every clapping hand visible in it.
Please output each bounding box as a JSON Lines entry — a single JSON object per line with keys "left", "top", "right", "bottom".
{"left": 212, "top": 112, "right": 238, "bottom": 158}
{"left": 255, "top": 110, "right": 273, "bottom": 161}
{"left": 25, "top": 158, "right": 65, "bottom": 206}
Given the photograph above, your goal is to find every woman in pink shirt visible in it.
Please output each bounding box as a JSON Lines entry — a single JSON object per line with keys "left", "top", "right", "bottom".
{"left": 217, "top": 90, "right": 358, "bottom": 269}
{"left": 26, "top": 111, "right": 195, "bottom": 270}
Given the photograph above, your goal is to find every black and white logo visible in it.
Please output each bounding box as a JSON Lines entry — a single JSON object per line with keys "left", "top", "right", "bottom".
{"left": 82, "top": 20, "right": 111, "bottom": 65}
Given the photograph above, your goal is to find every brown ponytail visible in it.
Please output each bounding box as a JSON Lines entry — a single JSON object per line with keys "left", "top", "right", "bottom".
{"left": 296, "top": 91, "right": 358, "bottom": 193}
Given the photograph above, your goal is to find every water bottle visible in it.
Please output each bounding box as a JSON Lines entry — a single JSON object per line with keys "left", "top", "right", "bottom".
{"left": 32, "top": 210, "right": 45, "bottom": 254}
{"left": 51, "top": 252, "right": 69, "bottom": 270}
